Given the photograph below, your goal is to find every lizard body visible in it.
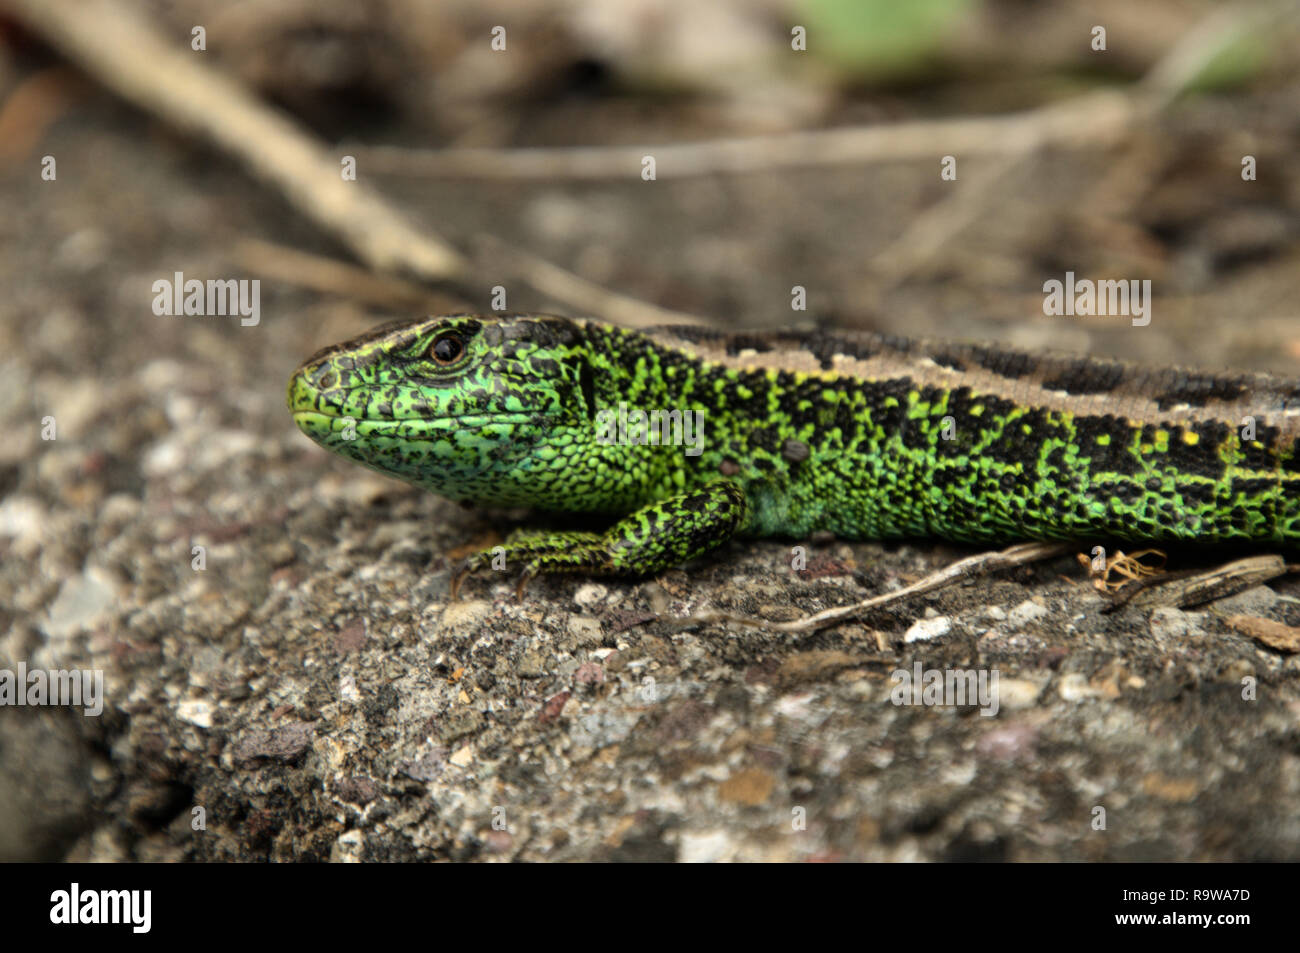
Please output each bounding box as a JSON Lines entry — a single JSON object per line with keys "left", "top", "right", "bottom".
{"left": 288, "top": 314, "right": 1300, "bottom": 590}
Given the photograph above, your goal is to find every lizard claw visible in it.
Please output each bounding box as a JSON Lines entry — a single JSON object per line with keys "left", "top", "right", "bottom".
{"left": 450, "top": 558, "right": 478, "bottom": 601}
{"left": 453, "top": 555, "right": 535, "bottom": 600}
{"left": 513, "top": 565, "right": 537, "bottom": 600}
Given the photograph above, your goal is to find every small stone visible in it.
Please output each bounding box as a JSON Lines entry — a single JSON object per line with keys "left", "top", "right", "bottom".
{"left": 399, "top": 748, "right": 446, "bottom": 782}
{"left": 1149, "top": 607, "right": 1204, "bottom": 642}
{"left": 436, "top": 599, "right": 492, "bottom": 634}
{"left": 449, "top": 745, "right": 474, "bottom": 767}
{"left": 718, "top": 768, "right": 776, "bottom": 806}
{"left": 1142, "top": 772, "right": 1199, "bottom": 802}
{"left": 539, "top": 691, "right": 570, "bottom": 724}
{"left": 0, "top": 495, "right": 46, "bottom": 548}
{"left": 976, "top": 721, "right": 1039, "bottom": 760}
{"left": 516, "top": 645, "right": 549, "bottom": 678}
{"left": 641, "top": 583, "right": 672, "bottom": 614}
{"left": 176, "top": 699, "right": 213, "bottom": 729}
{"left": 995, "top": 677, "right": 1043, "bottom": 710}
{"left": 265, "top": 539, "right": 297, "bottom": 568}
{"left": 1210, "top": 585, "right": 1280, "bottom": 616}
{"left": 333, "top": 618, "right": 368, "bottom": 654}
{"left": 904, "top": 616, "right": 951, "bottom": 643}
{"left": 43, "top": 568, "right": 119, "bottom": 641}
{"left": 567, "top": 614, "right": 603, "bottom": 646}
{"left": 335, "top": 776, "right": 379, "bottom": 805}
{"left": 435, "top": 709, "right": 484, "bottom": 743}
{"left": 573, "top": 583, "right": 608, "bottom": 607}
{"left": 1007, "top": 600, "right": 1049, "bottom": 628}
{"left": 231, "top": 722, "right": 314, "bottom": 765}
{"left": 574, "top": 662, "right": 605, "bottom": 685}
{"left": 1056, "top": 672, "right": 1103, "bottom": 702}
{"left": 678, "top": 830, "right": 732, "bottom": 863}
{"left": 333, "top": 830, "right": 365, "bottom": 863}
{"left": 571, "top": 709, "right": 637, "bottom": 748}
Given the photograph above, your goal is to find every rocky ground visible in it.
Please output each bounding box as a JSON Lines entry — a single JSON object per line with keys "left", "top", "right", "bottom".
{"left": 2, "top": 3, "right": 1300, "bottom": 861}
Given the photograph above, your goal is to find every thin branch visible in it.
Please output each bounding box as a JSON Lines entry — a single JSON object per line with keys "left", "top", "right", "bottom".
{"left": 3, "top": 0, "right": 717, "bottom": 326}
{"left": 472, "top": 234, "right": 710, "bottom": 329}
{"left": 668, "top": 541, "right": 1071, "bottom": 633}
{"left": 356, "top": 3, "right": 1292, "bottom": 184}
{"left": 867, "top": 0, "right": 1286, "bottom": 289}
{"left": 1105, "top": 554, "right": 1293, "bottom": 612}
{"left": 228, "top": 239, "right": 464, "bottom": 313}
{"left": 1136, "top": 2, "right": 1281, "bottom": 110}
{"left": 3, "top": 0, "right": 468, "bottom": 282}
{"left": 357, "top": 92, "right": 1134, "bottom": 181}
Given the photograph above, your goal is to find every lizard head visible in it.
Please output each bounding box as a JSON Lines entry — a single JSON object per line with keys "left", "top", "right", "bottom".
{"left": 288, "top": 313, "right": 599, "bottom": 504}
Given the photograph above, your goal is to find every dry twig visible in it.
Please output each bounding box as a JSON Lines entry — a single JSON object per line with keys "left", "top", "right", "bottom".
{"left": 2, "top": 0, "right": 468, "bottom": 282}
{"left": 359, "top": 92, "right": 1134, "bottom": 181}
{"left": 472, "top": 234, "right": 708, "bottom": 330}
{"left": 667, "top": 541, "right": 1071, "bottom": 633}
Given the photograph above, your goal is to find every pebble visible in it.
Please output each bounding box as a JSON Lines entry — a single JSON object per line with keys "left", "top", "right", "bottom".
{"left": 1057, "top": 672, "right": 1103, "bottom": 702}
{"left": 678, "top": 830, "right": 732, "bottom": 864}
{"left": 176, "top": 699, "right": 213, "bottom": 729}
{"left": 43, "top": 568, "right": 119, "bottom": 641}
{"left": 567, "top": 615, "right": 603, "bottom": 645}
{"left": 1209, "top": 585, "right": 1279, "bottom": 616}
{"left": 436, "top": 599, "right": 492, "bottom": 635}
{"left": 573, "top": 583, "right": 608, "bottom": 607}
{"left": 1148, "top": 607, "right": 1204, "bottom": 642}
{"left": 1007, "top": 600, "right": 1049, "bottom": 628}
{"left": 904, "top": 616, "right": 951, "bottom": 643}
{"left": 995, "top": 677, "right": 1043, "bottom": 710}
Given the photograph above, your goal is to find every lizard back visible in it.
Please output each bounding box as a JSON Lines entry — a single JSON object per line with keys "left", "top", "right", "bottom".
{"left": 592, "top": 321, "right": 1300, "bottom": 543}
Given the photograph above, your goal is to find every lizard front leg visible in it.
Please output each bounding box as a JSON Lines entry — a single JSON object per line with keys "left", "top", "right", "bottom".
{"left": 450, "top": 480, "right": 749, "bottom": 598}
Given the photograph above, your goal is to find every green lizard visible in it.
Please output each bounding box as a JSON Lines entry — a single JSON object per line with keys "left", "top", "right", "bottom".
{"left": 287, "top": 313, "right": 1300, "bottom": 595}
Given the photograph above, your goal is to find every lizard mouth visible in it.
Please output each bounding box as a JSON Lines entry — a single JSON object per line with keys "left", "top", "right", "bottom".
{"left": 291, "top": 410, "right": 542, "bottom": 433}
{"left": 288, "top": 366, "right": 553, "bottom": 440}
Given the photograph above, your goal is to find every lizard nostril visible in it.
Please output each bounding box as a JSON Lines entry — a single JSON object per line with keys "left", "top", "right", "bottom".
{"left": 317, "top": 370, "right": 336, "bottom": 389}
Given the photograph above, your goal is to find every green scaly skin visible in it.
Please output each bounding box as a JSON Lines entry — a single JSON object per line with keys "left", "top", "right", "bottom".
{"left": 288, "top": 313, "right": 1300, "bottom": 595}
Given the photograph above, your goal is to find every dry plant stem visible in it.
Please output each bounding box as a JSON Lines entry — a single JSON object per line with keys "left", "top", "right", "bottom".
{"left": 869, "top": 157, "right": 1026, "bottom": 288}
{"left": 472, "top": 234, "right": 710, "bottom": 330}
{"left": 359, "top": 2, "right": 1288, "bottom": 184}
{"left": 670, "top": 541, "right": 1072, "bottom": 633}
{"left": 868, "top": 1, "right": 1283, "bottom": 289}
{"left": 359, "top": 91, "right": 1134, "bottom": 181}
{"left": 3, "top": 0, "right": 713, "bottom": 325}
{"left": 1135, "top": 2, "right": 1279, "bottom": 109}
{"left": 1117, "top": 555, "right": 1294, "bottom": 611}
{"left": 0, "top": 67, "right": 85, "bottom": 163}
{"left": 229, "top": 239, "right": 466, "bottom": 314}
{"left": 3, "top": 0, "right": 467, "bottom": 282}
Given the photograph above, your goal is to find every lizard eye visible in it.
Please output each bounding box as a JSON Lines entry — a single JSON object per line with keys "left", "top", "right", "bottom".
{"left": 429, "top": 332, "right": 464, "bottom": 365}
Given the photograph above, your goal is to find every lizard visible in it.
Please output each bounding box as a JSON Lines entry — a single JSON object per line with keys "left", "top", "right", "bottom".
{"left": 287, "top": 312, "right": 1300, "bottom": 596}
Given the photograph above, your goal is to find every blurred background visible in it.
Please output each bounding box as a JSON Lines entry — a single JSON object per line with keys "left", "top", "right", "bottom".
{"left": 1, "top": 0, "right": 1299, "bottom": 862}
